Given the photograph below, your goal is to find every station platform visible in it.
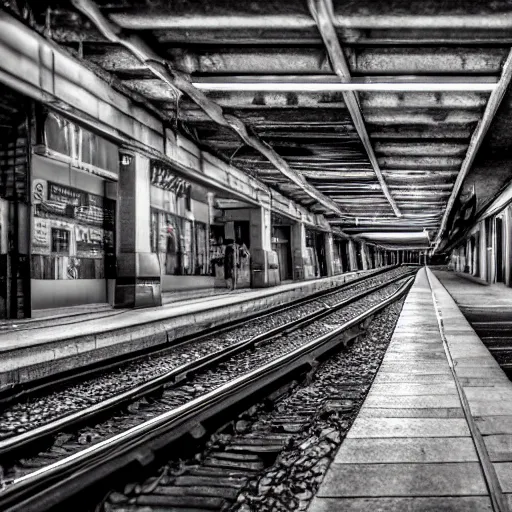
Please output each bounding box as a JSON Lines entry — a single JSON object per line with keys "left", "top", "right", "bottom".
{"left": 433, "top": 271, "right": 512, "bottom": 369}
{"left": 0, "top": 268, "right": 377, "bottom": 390}
{"left": 434, "top": 270, "right": 512, "bottom": 310}
{"left": 310, "top": 267, "right": 512, "bottom": 512}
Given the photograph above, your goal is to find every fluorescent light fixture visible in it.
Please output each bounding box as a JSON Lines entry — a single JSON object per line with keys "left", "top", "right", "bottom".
{"left": 193, "top": 82, "right": 497, "bottom": 92}
{"left": 357, "top": 231, "right": 431, "bottom": 242}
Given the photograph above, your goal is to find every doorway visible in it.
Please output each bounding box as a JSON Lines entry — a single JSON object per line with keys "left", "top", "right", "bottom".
{"left": 356, "top": 245, "right": 364, "bottom": 270}
{"left": 271, "top": 225, "right": 292, "bottom": 281}
{"left": 339, "top": 239, "right": 349, "bottom": 272}
{"left": 315, "top": 232, "right": 328, "bottom": 277}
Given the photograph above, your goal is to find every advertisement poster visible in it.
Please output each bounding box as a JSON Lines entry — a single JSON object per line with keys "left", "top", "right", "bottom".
{"left": 48, "top": 182, "right": 83, "bottom": 206}
{"left": 33, "top": 179, "right": 47, "bottom": 205}
{"left": 32, "top": 217, "right": 51, "bottom": 255}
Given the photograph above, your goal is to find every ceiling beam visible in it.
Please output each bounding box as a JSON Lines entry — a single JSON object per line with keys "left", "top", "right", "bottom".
{"left": 71, "top": 0, "right": 346, "bottom": 217}
{"left": 434, "top": 48, "right": 512, "bottom": 251}
{"left": 308, "top": 0, "right": 401, "bottom": 218}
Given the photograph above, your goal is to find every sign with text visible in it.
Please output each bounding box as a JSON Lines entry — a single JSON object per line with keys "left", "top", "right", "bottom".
{"left": 150, "top": 162, "right": 191, "bottom": 196}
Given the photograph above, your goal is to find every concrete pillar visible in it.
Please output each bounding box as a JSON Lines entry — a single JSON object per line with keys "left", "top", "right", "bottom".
{"left": 360, "top": 241, "right": 369, "bottom": 271}
{"left": 291, "top": 221, "right": 307, "bottom": 280}
{"left": 249, "top": 206, "right": 275, "bottom": 287}
{"left": 115, "top": 151, "right": 161, "bottom": 308}
{"left": 479, "top": 220, "right": 487, "bottom": 279}
{"left": 324, "top": 232, "right": 335, "bottom": 277}
{"left": 348, "top": 239, "right": 358, "bottom": 271}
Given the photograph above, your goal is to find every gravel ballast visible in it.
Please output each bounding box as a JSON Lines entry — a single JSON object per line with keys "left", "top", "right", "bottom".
{"left": 98, "top": 298, "right": 405, "bottom": 512}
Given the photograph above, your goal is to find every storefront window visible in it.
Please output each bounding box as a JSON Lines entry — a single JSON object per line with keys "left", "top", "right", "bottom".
{"left": 195, "top": 222, "right": 208, "bottom": 275}
{"left": 51, "top": 228, "right": 70, "bottom": 254}
{"left": 151, "top": 208, "right": 211, "bottom": 277}
{"left": 210, "top": 225, "right": 224, "bottom": 277}
{"left": 150, "top": 210, "right": 158, "bottom": 253}
{"left": 32, "top": 180, "right": 115, "bottom": 280}
{"left": 164, "top": 213, "right": 181, "bottom": 275}
{"left": 45, "top": 113, "right": 70, "bottom": 157}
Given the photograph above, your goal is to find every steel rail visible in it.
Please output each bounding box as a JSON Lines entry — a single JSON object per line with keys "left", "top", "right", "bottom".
{"left": 0, "top": 265, "right": 396, "bottom": 405}
{"left": 0, "top": 276, "right": 415, "bottom": 512}
{"left": 0, "top": 268, "right": 416, "bottom": 459}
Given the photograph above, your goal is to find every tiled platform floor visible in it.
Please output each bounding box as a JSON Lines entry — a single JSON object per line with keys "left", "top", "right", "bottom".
{"left": 434, "top": 270, "right": 512, "bottom": 309}
{"left": 310, "top": 267, "right": 512, "bottom": 512}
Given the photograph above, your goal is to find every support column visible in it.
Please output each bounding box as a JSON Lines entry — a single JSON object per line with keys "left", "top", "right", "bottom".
{"left": 479, "top": 220, "right": 487, "bottom": 279}
{"left": 348, "top": 239, "right": 358, "bottom": 271}
{"left": 360, "top": 241, "right": 369, "bottom": 270}
{"left": 324, "top": 232, "right": 335, "bottom": 277}
{"left": 115, "top": 151, "right": 161, "bottom": 308}
{"left": 291, "top": 221, "right": 307, "bottom": 280}
{"left": 249, "top": 206, "right": 274, "bottom": 287}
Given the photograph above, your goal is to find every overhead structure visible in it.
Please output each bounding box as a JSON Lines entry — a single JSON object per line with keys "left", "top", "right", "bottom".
{"left": 70, "top": 0, "right": 346, "bottom": 218}
{"left": 434, "top": 49, "right": 512, "bottom": 251}
{"left": 5, "top": 0, "right": 512, "bottom": 251}
{"left": 308, "top": 0, "right": 401, "bottom": 218}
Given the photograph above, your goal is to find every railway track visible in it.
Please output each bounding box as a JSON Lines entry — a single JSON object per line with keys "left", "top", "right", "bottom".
{"left": 105, "top": 303, "right": 404, "bottom": 512}
{"left": 0, "top": 269, "right": 415, "bottom": 512}
{"left": 0, "top": 265, "right": 399, "bottom": 407}
{"left": 0, "top": 266, "right": 412, "bottom": 445}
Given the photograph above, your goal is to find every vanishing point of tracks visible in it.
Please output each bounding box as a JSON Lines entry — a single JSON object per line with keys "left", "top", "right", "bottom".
{"left": 0, "top": 265, "right": 416, "bottom": 512}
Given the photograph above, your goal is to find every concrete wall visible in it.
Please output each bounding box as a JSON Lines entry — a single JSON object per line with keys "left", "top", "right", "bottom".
{"left": 31, "top": 279, "right": 106, "bottom": 310}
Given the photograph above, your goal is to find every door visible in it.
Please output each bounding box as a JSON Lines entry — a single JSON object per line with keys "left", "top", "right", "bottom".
{"left": 315, "top": 232, "right": 327, "bottom": 277}
{"left": 340, "top": 240, "right": 349, "bottom": 272}
{"left": 356, "top": 245, "right": 364, "bottom": 270}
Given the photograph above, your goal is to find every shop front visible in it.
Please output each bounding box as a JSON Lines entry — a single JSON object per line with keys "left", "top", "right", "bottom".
{"left": 30, "top": 110, "right": 118, "bottom": 312}
{"left": 150, "top": 161, "right": 215, "bottom": 293}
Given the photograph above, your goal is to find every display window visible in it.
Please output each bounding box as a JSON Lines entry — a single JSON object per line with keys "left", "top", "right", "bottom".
{"left": 51, "top": 228, "right": 70, "bottom": 254}
{"left": 195, "top": 222, "right": 208, "bottom": 275}
{"left": 36, "top": 110, "right": 118, "bottom": 181}
{"left": 31, "top": 179, "right": 115, "bottom": 280}
{"left": 150, "top": 208, "right": 210, "bottom": 276}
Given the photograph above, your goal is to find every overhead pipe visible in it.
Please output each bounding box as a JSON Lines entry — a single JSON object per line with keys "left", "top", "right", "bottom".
{"left": 110, "top": 13, "right": 512, "bottom": 31}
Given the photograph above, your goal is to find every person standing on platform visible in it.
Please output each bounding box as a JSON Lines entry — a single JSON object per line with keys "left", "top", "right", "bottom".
{"left": 224, "top": 239, "right": 237, "bottom": 291}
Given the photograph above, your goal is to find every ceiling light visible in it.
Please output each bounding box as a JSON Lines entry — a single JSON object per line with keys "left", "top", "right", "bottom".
{"left": 193, "top": 82, "right": 497, "bottom": 92}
